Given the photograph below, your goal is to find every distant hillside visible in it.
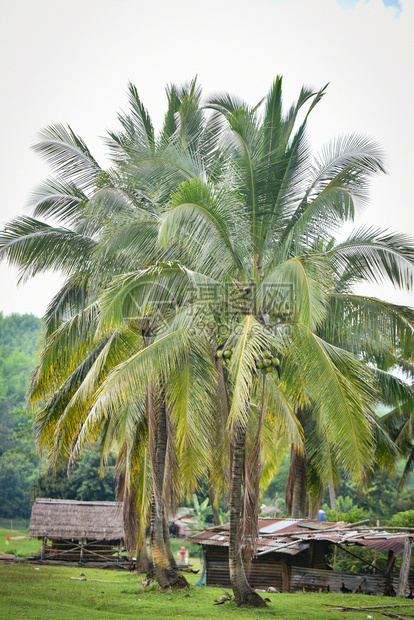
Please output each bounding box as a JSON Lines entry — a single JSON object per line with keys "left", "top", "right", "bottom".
{"left": 0, "top": 313, "right": 41, "bottom": 354}
{"left": 0, "top": 313, "right": 42, "bottom": 517}
{"left": 0, "top": 313, "right": 41, "bottom": 413}
{"left": 0, "top": 313, "right": 115, "bottom": 518}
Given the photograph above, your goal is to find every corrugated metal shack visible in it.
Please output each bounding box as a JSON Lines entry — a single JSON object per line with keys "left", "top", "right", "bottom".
{"left": 190, "top": 518, "right": 414, "bottom": 596}
{"left": 30, "top": 498, "right": 125, "bottom": 565}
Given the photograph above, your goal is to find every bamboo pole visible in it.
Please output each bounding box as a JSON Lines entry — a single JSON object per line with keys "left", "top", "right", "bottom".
{"left": 322, "top": 604, "right": 414, "bottom": 609}
{"left": 323, "top": 606, "right": 412, "bottom": 620}
{"left": 352, "top": 577, "right": 366, "bottom": 593}
{"left": 70, "top": 578, "right": 121, "bottom": 583}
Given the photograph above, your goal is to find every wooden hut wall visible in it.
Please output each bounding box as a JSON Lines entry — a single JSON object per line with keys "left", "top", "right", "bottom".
{"left": 43, "top": 539, "right": 120, "bottom": 563}
{"left": 206, "top": 546, "right": 232, "bottom": 587}
{"left": 205, "top": 544, "right": 328, "bottom": 589}
{"left": 206, "top": 546, "right": 283, "bottom": 589}
{"left": 204, "top": 543, "right": 397, "bottom": 594}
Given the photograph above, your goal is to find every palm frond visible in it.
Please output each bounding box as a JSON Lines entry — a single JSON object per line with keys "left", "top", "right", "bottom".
{"left": 43, "top": 276, "right": 91, "bottom": 336}
{"left": 0, "top": 216, "right": 96, "bottom": 280}
{"left": 33, "top": 124, "right": 102, "bottom": 190}
{"left": 261, "top": 255, "right": 329, "bottom": 329}
{"left": 28, "top": 177, "right": 88, "bottom": 225}
{"left": 30, "top": 303, "right": 101, "bottom": 403}
{"left": 323, "top": 294, "right": 414, "bottom": 361}
{"left": 329, "top": 227, "right": 414, "bottom": 290}
{"left": 167, "top": 340, "right": 217, "bottom": 497}
{"left": 227, "top": 315, "right": 277, "bottom": 429}
{"left": 286, "top": 324, "right": 375, "bottom": 483}
{"left": 159, "top": 179, "right": 246, "bottom": 280}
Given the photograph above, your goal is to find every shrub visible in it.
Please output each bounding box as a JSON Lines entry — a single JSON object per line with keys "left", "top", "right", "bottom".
{"left": 389, "top": 510, "right": 414, "bottom": 528}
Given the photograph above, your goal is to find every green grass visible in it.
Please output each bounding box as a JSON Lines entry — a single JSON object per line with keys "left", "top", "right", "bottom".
{"left": 0, "top": 563, "right": 413, "bottom": 619}
{"left": 0, "top": 526, "right": 40, "bottom": 557}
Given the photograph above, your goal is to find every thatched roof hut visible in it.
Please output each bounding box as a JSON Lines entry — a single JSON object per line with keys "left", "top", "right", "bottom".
{"left": 30, "top": 498, "right": 124, "bottom": 541}
{"left": 29, "top": 498, "right": 126, "bottom": 565}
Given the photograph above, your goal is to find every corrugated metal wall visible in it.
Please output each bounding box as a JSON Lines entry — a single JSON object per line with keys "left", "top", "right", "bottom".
{"left": 290, "top": 567, "right": 398, "bottom": 594}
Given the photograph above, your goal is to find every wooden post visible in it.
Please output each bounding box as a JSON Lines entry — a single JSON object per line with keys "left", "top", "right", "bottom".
{"left": 309, "top": 540, "right": 315, "bottom": 568}
{"left": 281, "top": 557, "right": 291, "bottom": 592}
{"left": 40, "top": 537, "right": 46, "bottom": 562}
{"left": 397, "top": 537, "right": 413, "bottom": 598}
{"left": 385, "top": 550, "right": 396, "bottom": 594}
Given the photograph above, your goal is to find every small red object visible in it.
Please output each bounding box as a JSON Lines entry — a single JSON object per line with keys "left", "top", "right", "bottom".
{"left": 6, "top": 535, "right": 10, "bottom": 541}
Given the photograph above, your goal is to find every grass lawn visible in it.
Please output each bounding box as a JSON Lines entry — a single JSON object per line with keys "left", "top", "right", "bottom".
{"left": 0, "top": 526, "right": 41, "bottom": 557}
{"left": 1, "top": 563, "right": 413, "bottom": 620}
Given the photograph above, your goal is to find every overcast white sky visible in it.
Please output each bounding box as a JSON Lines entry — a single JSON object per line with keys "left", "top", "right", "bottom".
{"left": 0, "top": 0, "right": 412, "bottom": 317}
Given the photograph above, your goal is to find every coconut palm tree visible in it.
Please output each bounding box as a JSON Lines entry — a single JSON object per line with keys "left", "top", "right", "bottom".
{"left": 156, "top": 81, "right": 414, "bottom": 605}
{"left": 0, "top": 80, "right": 219, "bottom": 588}
{"left": 83, "top": 77, "right": 414, "bottom": 607}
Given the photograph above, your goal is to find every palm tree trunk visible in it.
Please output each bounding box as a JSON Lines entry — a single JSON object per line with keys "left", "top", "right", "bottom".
{"left": 149, "top": 389, "right": 188, "bottom": 588}
{"left": 285, "top": 408, "right": 307, "bottom": 518}
{"left": 122, "top": 481, "right": 139, "bottom": 557}
{"left": 285, "top": 444, "right": 308, "bottom": 518}
{"left": 328, "top": 480, "right": 337, "bottom": 510}
{"left": 136, "top": 535, "right": 150, "bottom": 574}
{"left": 163, "top": 511, "right": 177, "bottom": 568}
{"left": 229, "top": 422, "right": 266, "bottom": 608}
{"left": 208, "top": 476, "right": 221, "bottom": 526}
{"left": 117, "top": 450, "right": 150, "bottom": 571}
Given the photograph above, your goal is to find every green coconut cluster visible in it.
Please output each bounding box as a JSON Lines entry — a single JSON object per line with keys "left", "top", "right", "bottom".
{"left": 216, "top": 348, "right": 232, "bottom": 360}
{"left": 255, "top": 349, "right": 280, "bottom": 375}
{"left": 216, "top": 347, "right": 280, "bottom": 376}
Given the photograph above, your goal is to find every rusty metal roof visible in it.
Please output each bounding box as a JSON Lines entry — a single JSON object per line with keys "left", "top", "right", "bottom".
{"left": 189, "top": 518, "right": 412, "bottom": 556}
